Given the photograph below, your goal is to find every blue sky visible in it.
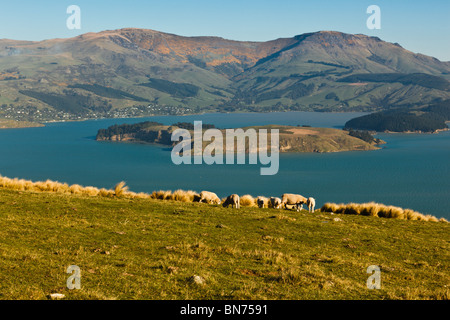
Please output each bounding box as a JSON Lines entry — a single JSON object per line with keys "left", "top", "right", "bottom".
{"left": 0, "top": 0, "right": 449, "bottom": 61}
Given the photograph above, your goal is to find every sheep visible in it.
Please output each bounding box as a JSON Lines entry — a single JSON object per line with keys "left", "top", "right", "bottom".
{"left": 270, "top": 197, "right": 282, "bottom": 209}
{"left": 306, "top": 197, "right": 316, "bottom": 213}
{"left": 256, "top": 196, "right": 269, "bottom": 208}
{"left": 222, "top": 194, "right": 240, "bottom": 209}
{"left": 199, "top": 191, "right": 221, "bottom": 205}
{"left": 281, "top": 193, "right": 307, "bottom": 212}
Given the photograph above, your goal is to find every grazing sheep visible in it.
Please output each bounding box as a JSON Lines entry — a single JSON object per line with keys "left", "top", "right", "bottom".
{"left": 199, "top": 191, "right": 221, "bottom": 205}
{"left": 281, "top": 193, "right": 307, "bottom": 212}
{"left": 256, "top": 196, "right": 269, "bottom": 208}
{"left": 222, "top": 194, "right": 240, "bottom": 209}
{"left": 306, "top": 197, "right": 316, "bottom": 213}
{"left": 270, "top": 197, "right": 282, "bottom": 209}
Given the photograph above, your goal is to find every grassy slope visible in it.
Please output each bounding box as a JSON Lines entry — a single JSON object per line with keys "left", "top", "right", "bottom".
{"left": 275, "top": 126, "right": 380, "bottom": 152}
{"left": 0, "top": 188, "right": 448, "bottom": 300}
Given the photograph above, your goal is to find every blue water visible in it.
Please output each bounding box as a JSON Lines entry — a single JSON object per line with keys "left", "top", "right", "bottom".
{"left": 0, "top": 111, "right": 449, "bottom": 219}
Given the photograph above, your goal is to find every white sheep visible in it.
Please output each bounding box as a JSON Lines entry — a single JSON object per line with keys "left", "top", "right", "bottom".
{"left": 281, "top": 193, "right": 307, "bottom": 212}
{"left": 270, "top": 197, "right": 282, "bottom": 209}
{"left": 256, "top": 196, "right": 269, "bottom": 208}
{"left": 199, "top": 191, "right": 221, "bottom": 205}
{"left": 306, "top": 197, "right": 316, "bottom": 213}
{"left": 222, "top": 194, "right": 240, "bottom": 209}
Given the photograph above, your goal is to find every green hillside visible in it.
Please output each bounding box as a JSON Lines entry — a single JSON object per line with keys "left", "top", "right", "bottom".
{"left": 0, "top": 187, "right": 448, "bottom": 300}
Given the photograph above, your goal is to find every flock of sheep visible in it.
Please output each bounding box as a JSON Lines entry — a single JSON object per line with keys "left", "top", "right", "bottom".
{"left": 198, "top": 191, "right": 316, "bottom": 213}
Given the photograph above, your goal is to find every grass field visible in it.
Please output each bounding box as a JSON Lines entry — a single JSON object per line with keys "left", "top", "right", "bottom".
{"left": 0, "top": 187, "right": 448, "bottom": 300}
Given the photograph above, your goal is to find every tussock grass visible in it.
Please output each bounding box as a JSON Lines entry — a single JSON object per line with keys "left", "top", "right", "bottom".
{"left": 84, "top": 186, "right": 100, "bottom": 197}
{"left": 240, "top": 194, "right": 256, "bottom": 207}
{"left": 99, "top": 188, "right": 114, "bottom": 198}
{"left": 0, "top": 175, "right": 135, "bottom": 199}
{"left": 69, "top": 184, "right": 83, "bottom": 194}
{"left": 114, "top": 181, "right": 128, "bottom": 198}
{"left": 151, "top": 190, "right": 173, "bottom": 200}
{"left": 321, "top": 202, "right": 446, "bottom": 222}
{"left": 133, "top": 192, "right": 151, "bottom": 200}
{"left": 171, "top": 189, "right": 198, "bottom": 202}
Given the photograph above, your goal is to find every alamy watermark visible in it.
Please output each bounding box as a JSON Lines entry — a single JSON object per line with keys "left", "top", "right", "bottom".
{"left": 67, "top": 5, "right": 81, "bottom": 30}
{"left": 171, "top": 121, "right": 280, "bottom": 175}
{"left": 66, "top": 265, "right": 81, "bottom": 290}
{"left": 367, "top": 5, "right": 381, "bottom": 30}
{"left": 64, "top": 5, "right": 380, "bottom": 31}
{"left": 366, "top": 265, "right": 381, "bottom": 289}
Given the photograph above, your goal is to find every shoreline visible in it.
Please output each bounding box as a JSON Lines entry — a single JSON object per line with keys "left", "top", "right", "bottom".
{"left": 3, "top": 113, "right": 449, "bottom": 135}
{"left": 41, "top": 109, "right": 369, "bottom": 124}
{"left": 379, "top": 127, "right": 450, "bottom": 134}
{"left": 0, "top": 119, "right": 44, "bottom": 130}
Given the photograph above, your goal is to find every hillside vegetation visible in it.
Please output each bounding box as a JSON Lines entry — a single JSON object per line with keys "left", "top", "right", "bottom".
{"left": 0, "top": 183, "right": 448, "bottom": 300}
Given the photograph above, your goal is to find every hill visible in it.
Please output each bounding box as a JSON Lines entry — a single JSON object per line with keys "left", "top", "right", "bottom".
{"left": 96, "top": 122, "right": 383, "bottom": 153}
{"left": 0, "top": 186, "right": 448, "bottom": 300}
{"left": 0, "top": 29, "right": 449, "bottom": 122}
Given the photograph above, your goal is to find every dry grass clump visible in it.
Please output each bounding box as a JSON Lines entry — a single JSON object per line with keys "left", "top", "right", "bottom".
{"left": 0, "top": 177, "right": 31, "bottom": 191}
{"left": 320, "top": 202, "right": 446, "bottom": 222}
{"left": 132, "top": 192, "right": 151, "bottom": 200}
{"left": 0, "top": 174, "right": 141, "bottom": 200}
{"left": 171, "top": 189, "right": 198, "bottom": 202}
{"left": 34, "top": 180, "right": 58, "bottom": 192}
{"left": 184, "top": 190, "right": 199, "bottom": 202}
{"left": 343, "top": 203, "right": 361, "bottom": 215}
{"left": 69, "top": 184, "right": 83, "bottom": 194}
{"left": 151, "top": 190, "right": 173, "bottom": 200}
{"left": 321, "top": 202, "right": 341, "bottom": 214}
{"left": 99, "top": 188, "right": 114, "bottom": 198}
{"left": 114, "top": 181, "right": 128, "bottom": 198}
{"left": 240, "top": 194, "right": 256, "bottom": 207}
{"left": 83, "top": 186, "right": 100, "bottom": 197}
{"left": 403, "top": 209, "right": 420, "bottom": 220}
{"left": 425, "top": 215, "right": 439, "bottom": 222}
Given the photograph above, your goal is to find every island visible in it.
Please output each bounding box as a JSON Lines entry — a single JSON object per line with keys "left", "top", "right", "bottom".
{"left": 96, "top": 121, "right": 384, "bottom": 153}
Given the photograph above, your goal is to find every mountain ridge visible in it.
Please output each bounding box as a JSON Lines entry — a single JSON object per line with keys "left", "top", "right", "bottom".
{"left": 0, "top": 28, "right": 449, "bottom": 122}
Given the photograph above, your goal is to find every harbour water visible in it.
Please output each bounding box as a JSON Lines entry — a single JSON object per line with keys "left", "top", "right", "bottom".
{"left": 0, "top": 111, "right": 449, "bottom": 219}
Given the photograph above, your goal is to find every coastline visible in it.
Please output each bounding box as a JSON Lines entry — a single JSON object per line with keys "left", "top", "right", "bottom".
{"left": 4, "top": 113, "right": 450, "bottom": 135}
{"left": 381, "top": 127, "right": 450, "bottom": 134}
{"left": 0, "top": 119, "right": 44, "bottom": 129}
